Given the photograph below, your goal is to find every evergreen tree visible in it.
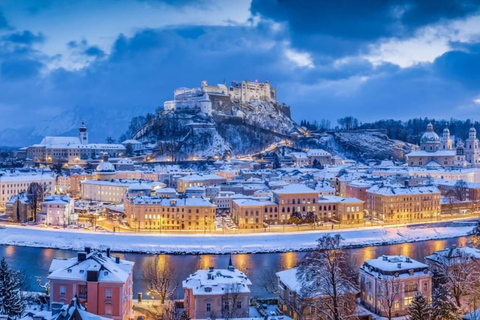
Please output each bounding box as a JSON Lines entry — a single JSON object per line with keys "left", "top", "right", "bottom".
{"left": 431, "top": 287, "right": 461, "bottom": 320}
{"left": 407, "top": 292, "right": 431, "bottom": 320}
{"left": 0, "top": 258, "right": 25, "bottom": 319}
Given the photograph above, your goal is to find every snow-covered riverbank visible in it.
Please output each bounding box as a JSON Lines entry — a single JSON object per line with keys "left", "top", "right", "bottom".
{"left": 0, "top": 222, "right": 475, "bottom": 254}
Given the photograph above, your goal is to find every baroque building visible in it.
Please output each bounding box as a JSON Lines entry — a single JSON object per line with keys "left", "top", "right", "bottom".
{"left": 406, "top": 122, "right": 478, "bottom": 167}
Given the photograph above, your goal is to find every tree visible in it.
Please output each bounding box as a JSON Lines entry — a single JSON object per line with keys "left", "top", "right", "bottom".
{"left": 144, "top": 256, "right": 179, "bottom": 304}
{"left": 27, "top": 182, "right": 46, "bottom": 221}
{"left": 431, "top": 286, "right": 461, "bottom": 320}
{"left": 221, "top": 283, "right": 244, "bottom": 319}
{"left": 407, "top": 292, "right": 431, "bottom": 320}
{"left": 144, "top": 300, "right": 189, "bottom": 320}
{"left": 377, "top": 276, "right": 401, "bottom": 320}
{"left": 435, "top": 249, "right": 480, "bottom": 309}
{"left": 296, "top": 234, "right": 358, "bottom": 320}
{"left": 125, "top": 143, "right": 134, "bottom": 156}
{"left": 0, "top": 258, "right": 25, "bottom": 319}
{"left": 106, "top": 137, "right": 115, "bottom": 144}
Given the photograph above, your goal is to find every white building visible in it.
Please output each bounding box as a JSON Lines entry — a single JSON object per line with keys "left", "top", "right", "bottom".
{"left": 26, "top": 121, "right": 126, "bottom": 165}
{"left": 42, "top": 195, "right": 77, "bottom": 226}
{"left": 0, "top": 170, "right": 55, "bottom": 212}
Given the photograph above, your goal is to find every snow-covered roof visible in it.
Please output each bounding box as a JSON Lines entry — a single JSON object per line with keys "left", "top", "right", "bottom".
{"left": 129, "top": 196, "right": 215, "bottom": 207}
{"left": 306, "top": 149, "right": 331, "bottom": 157}
{"left": 43, "top": 195, "right": 73, "bottom": 205}
{"left": 179, "top": 174, "right": 226, "bottom": 181}
{"left": 367, "top": 184, "right": 440, "bottom": 196}
{"left": 48, "top": 251, "right": 133, "bottom": 284}
{"left": 273, "top": 184, "right": 317, "bottom": 195}
{"left": 363, "top": 255, "right": 428, "bottom": 273}
{"left": 232, "top": 198, "right": 276, "bottom": 207}
{"left": 40, "top": 136, "right": 81, "bottom": 146}
{"left": 407, "top": 150, "right": 456, "bottom": 157}
{"left": 276, "top": 268, "right": 301, "bottom": 293}
{"left": 182, "top": 267, "right": 252, "bottom": 296}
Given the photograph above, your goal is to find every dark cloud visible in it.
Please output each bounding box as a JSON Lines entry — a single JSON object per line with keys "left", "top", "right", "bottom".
{"left": 1, "top": 59, "right": 44, "bottom": 80}
{"left": 4, "top": 31, "right": 45, "bottom": 45}
{"left": 0, "top": 9, "right": 9, "bottom": 29}
{"left": 433, "top": 45, "right": 480, "bottom": 89}
{"left": 84, "top": 46, "right": 105, "bottom": 58}
{"left": 251, "top": 0, "right": 480, "bottom": 58}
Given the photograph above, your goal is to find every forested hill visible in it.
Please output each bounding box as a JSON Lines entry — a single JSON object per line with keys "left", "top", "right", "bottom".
{"left": 301, "top": 118, "right": 480, "bottom": 145}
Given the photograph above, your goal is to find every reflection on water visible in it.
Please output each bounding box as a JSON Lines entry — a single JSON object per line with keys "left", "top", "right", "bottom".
{"left": 0, "top": 236, "right": 470, "bottom": 298}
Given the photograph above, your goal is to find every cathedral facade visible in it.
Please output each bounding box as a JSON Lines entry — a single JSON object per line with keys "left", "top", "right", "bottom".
{"left": 406, "top": 123, "right": 478, "bottom": 167}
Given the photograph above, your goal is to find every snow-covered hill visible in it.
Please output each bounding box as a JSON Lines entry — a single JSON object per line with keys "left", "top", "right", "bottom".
{"left": 297, "top": 130, "right": 414, "bottom": 161}
{"left": 136, "top": 100, "right": 296, "bottom": 158}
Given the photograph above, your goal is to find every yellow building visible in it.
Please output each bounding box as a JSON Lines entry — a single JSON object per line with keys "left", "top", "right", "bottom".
{"left": 124, "top": 196, "right": 215, "bottom": 231}
{"left": 366, "top": 184, "right": 440, "bottom": 223}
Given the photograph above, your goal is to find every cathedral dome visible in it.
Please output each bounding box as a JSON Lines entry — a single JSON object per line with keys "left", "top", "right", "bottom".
{"left": 470, "top": 125, "right": 476, "bottom": 133}
{"left": 443, "top": 127, "right": 450, "bottom": 134}
{"left": 96, "top": 161, "right": 115, "bottom": 173}
{"left": 421, "top": 123, "right": 439, "bottom": 143}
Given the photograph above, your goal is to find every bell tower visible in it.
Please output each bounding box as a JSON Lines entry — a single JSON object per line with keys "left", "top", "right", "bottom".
{"left": 78, "top": 120, "right": 88, "bottom": 145}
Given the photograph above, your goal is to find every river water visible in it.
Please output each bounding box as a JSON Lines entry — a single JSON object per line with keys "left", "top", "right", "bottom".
{"left": 0, "top": 236, "right": 471, "bottom": 299}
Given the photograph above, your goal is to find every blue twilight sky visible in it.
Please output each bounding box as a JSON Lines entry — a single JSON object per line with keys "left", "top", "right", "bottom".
{"left": 1, "top": 0, "right": 480, "bottom": 130}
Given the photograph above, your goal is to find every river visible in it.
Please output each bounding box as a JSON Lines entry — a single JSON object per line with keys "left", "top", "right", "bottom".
{"left": 0, "top": 236, "right": 471, "bottom": 299}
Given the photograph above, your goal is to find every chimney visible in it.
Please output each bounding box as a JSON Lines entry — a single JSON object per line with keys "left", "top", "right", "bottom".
{"left": 115, "top": 256, "right": 120, "bottom": 264}
{"left": 382, "top": 255, "right": 388, "bottom": 261}
{"left": 84, "top": 246, "right": 91, "bottom": 254}
{"left": 209, "top": 266, "right": 214, "bottom": 272}
{"left": 397, "top": 263, "right": 402, "bottom": 269}
{"left": 106, "top": 248, "right": 111, "bottom": 258}
{"left": 406, "top": 257, "right": 411, "bottom": 263}
{"left": 138, "top": 293, "right": 143, "bottom": 303}
{"left": 77, "top": 252, "right": 87, "bottom": 262}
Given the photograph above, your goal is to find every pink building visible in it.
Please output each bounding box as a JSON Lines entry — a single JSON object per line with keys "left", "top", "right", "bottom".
{"left": 183, "top": 261, "right": 252, "bottom": 319}
{"left": 48, "top": 249, "right": 134, "bottom": 320}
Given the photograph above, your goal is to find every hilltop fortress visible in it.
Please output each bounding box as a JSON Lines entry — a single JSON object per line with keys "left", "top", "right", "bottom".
{"left": 162, "top": 80, "right": 290, "bottom": 118}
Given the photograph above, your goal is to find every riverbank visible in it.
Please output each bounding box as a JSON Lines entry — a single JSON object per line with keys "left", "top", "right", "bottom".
{"left": 0, "top": 220, "right": 476, "bottom": 254}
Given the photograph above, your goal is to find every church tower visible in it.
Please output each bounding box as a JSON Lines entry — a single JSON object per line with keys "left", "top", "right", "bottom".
{"left": 440, "top": 125, "right": 453, "bottom": 150}
{"left": 78, "top": 120, "right": 88, "bottom": 145}
{"left": 455, "top": 140, "right": 466, "bottom": 167}
{"left": 465, "top": 123, "right": 478, "bottom": 164}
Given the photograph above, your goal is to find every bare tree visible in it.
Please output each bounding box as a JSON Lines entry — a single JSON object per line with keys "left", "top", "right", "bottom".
{"left": 297, "top": 234, "right": 358, "bottom": 320}
{"left": 262, "top": 269, "right": 279, "bottom": 295}
{"left": 28, "top": 182, "right": 46, "bottom": 221}
{"left": 221, "top": 283, "right": 245, "bottom": 319}
{"left": 144, "top": 256, "right": 179, "bottom": 304}
{"left": 144, "top": 300, "right": 189, "bottom": 320}
{"left": 436, "top": 250, "right": 480, "bottom": 310}
{"left": 377, "top": 275, "right": 401, "bottom": 320}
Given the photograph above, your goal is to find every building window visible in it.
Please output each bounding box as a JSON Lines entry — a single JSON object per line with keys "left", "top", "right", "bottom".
{"left": 106, "top": 288, "right": 112, "bottom": 298}
{"left": 236, "top": 301, "right": 242, "bottom": 310}
{"left": 60, "top": 285, "right": 66, "bottom": 295}
{"left": 224, "top": 301, "right": 229, "bottom": 311}
{"left": 206, "top": 302, "right": 212, "bottom": 312}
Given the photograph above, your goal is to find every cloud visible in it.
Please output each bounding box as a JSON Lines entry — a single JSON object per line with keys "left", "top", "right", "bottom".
{"left": 4, "top": 30, "right": 45, "bottom": 45}
{"left": 1, "top": 58, "right": 44, "bottom": 80}
{"left": 251, "top": 0, "right": 480, "bottom": 60}
{"left": 84, "top": 46, "right": 105, "bottom": 58}
{"left": 0, "top": 9, "right": 8, "bottom": 29}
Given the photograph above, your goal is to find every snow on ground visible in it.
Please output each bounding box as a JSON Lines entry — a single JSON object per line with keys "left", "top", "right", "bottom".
{"left": 0, "top": 223, "right": 475, "bottom": 254}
